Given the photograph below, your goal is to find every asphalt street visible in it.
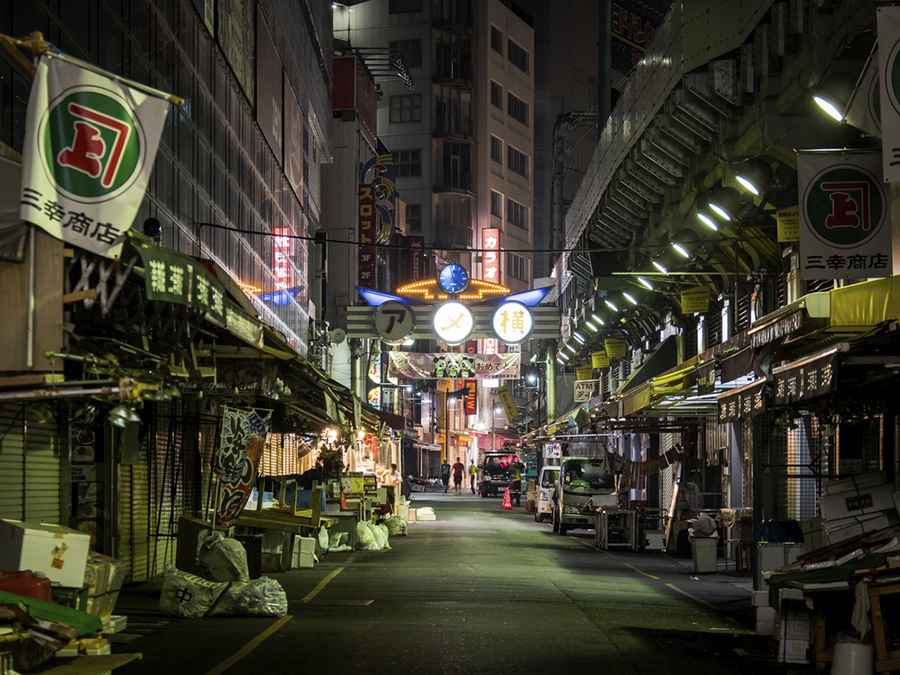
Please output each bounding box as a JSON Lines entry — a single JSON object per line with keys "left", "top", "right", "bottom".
{"left": 118, "top": 495, "right": 777, "bottom": 675}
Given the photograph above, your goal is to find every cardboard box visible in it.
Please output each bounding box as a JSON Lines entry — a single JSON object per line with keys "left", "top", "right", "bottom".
{"left": 0, "top": 519, "right": 91, "bottom": 588}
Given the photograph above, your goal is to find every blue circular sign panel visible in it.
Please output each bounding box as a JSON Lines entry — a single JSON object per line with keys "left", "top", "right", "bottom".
{"left": 438, "top": 263, "right": 469, "bottom": 294}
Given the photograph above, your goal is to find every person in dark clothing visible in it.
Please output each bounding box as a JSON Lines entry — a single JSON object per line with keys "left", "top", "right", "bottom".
{"left": 451, "top": 456, "right": 465, "bottom": 495}
{"left": 440, "top": 461, "right": 451, "bottom": 493}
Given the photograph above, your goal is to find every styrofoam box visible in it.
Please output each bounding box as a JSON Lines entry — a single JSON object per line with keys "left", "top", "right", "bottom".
{"left": 293, "top": 536, "right": 316, "bottom": 555}
{"left": 0, "top": 519, "right": 91, "bottom": 588}
{"left": 821, "top": 482, "right": 896, "bottom": 522}
{"left": 752, "top": 590, "right": 770, "bottom": 607}
{"left": 779, "top": 639, "right": 810, "bottom": 664}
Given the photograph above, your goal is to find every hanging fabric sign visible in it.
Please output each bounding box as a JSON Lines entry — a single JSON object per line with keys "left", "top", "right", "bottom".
{"left": 798, "top": 149, "right": 891, "bottom": 280}
{"left": 844, "top": 47, "right": 880, "bottom": 138}
{"left": 214, "top": 407, "right": 271, "bottom": 528}
{"left": 878, "top": 7, "right": 900, "bottom": 180}
{"left": 19, "top": 54, "right": 171, "bottom": 258}
{"left": 388, "top": 351, "right": 520, "bottom": 380}
{"left": 604, "top": 338, "right": 627, "bottom": 359}
{"left": 575, "top": 365, "right": 594, "bottom": 381}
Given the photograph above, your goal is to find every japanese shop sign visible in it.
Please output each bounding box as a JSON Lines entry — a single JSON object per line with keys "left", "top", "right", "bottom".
{"left": 134, "top": 243, "right": 264, "bottom": 348}
{"left": 358, "top": 184, "right": 377, "bottom": 286}
{"left": 773, "top": 352, "right": 836, "bottom": 405}
{"left": 717, "top": 379, "right": 766, "bottom": 423}
{"left": 776, "top": 206, "right": 800, "bottom": 243}
{"left": 464, "top": 380, "right": 478, "bottom": 415}
{"left": 19, "top": 54, "right": 170, "bottom": 258}
{"left": 388, "top": 351, "right": 521, "bottom": 380}
{"left": 878, "top": 7, "right": 900, "bottom": 179}
{"left": 680, "top": 286, "right": 710, "bottom": 314}
{"left": 574, "top": 379, "right": 599, "bottom": 403}
{"left": 798, "top": 150, "right": 891, "bottom": 280}
{"left": 492, "top": 301, "right": 533, "bottom": 343}
{"left": 482, "top": 227, "right": 501, "bottom": 283}
{"left": 272, "top": 227, "right": 294, "bottom": 289}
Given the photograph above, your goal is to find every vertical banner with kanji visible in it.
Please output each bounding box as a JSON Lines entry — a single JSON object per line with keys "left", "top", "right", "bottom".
{"left": 482, "top": 227, "right": 500, "bottom": 283}
{"left": 214, "top": 407, "right": 271, "bottom": 528}
{"left": 797, "top": 150, "right": 891, "bottom": 280}
{"left": 19, "top": 54, "right": 171, "bottom": 258}
{"left": 464, "top": 379, "right": 478, "bottom": 415}
{"left": 878, "top": 7, "right": 900, "bottom": 178}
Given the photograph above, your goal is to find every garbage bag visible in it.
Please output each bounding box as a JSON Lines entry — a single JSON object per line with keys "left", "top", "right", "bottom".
{"left": 208, "top": 577, "right": 287, "bottom": 617}
{"left": 356, "top": 521, "right": 379, "bottom": 551}
{"left": 330, "top": 531, "right": 348, "bottom": 548}
{"left": 159, "top": 568, "right": 228, "bottom": 618}
{"left": 318, "top": 525, "right": 329, "bottom": 553}
{"left": 385, "top": 515, "right": 407, "bottom": 536}
{"left": 688, "top": 513, "right": 718, "bottom": 539}
{"left": 375, "top": 523, "right": 391, "bottom": 551}
{"left": 199, "top": 533, "right": 250, "bottom": 582}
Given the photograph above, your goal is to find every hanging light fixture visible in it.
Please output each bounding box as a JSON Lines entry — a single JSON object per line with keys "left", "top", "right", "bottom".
{"left": 108, "top": 404, "right": 140, "bottom": 429}
{"left": 813, "top": 94, "right": 843, "bottom": 122}
{"left": 708, "top": 202, "right": 732, "bottom": 222}
{"left": 696, "top": 212, "right": 718, "bottom": 231}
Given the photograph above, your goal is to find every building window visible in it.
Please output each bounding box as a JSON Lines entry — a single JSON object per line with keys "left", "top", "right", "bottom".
{"left": 394, "top": 149, "right": 422, "bottom": 177}
{"left": 491, "top": 190, "right": 503, "bottom": 218}
{"left": 508, "top": 38, "right": 529, "bottom": 73}
{"left": 390, "top": 94, "right": 423, "bottom": 123}
{"left": 507, "top": 145, "right": 528, "bottom": 178}
{"left": 490, "top": 81, "right": 503, "bottom": 110}
{"left": 406, "top": 203, "right": 422, "bottom": 232}
{"left": 507, "top": 92, "right": 528, "bottom": 126}
{"left": 506, "top": 252, "right": 528, "bottom": 282}
{"left": 490, "top": 26, "right": 504, "bottom": 54}
{"left": 490, "top": 135, "right": 503, "bottom": 164}
{"left": 506, "top": 197, "right": 527, "bottom": 229}
{"left": 389, "top": 39, "right": 422, "bottom": 68}
{"left": 389, "top": 0, "right": 422, "bottom": 13}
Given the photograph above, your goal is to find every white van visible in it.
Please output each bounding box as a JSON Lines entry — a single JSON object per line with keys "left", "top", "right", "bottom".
{"left": 534, "top": 465, "right": 560, "bottom": 522}
{"left": 552, "top": 456, "right": 616, "bottom": 534}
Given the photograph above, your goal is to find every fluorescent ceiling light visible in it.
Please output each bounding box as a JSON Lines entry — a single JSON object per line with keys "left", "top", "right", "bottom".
{"left": 591, "top": 312, "right": 605, "bottom": 326}
{"left": 573, "top": 331, "right": 586, "bottom": 344}
{"left": 604, "top": 300, "right": 618, "bottom": 312}
{"left": 637, "top": 276, "right": 653, "bottom": 290}
{"left": 735, "top": 174, "right": 760, "bottom": 196}
{"left": 622, "top": 292, "right": 638, "bottom": 306}
{"left": 585, "top": 319, "right": 599, "bottom": 333}
{"left": 696, "top": 212, "right": 718, "bottom": 231}
{"left": 708, "top": 202, "right": 732, "bottom": 222}
{"left": 672, "top": 242, "right": 690, "bottom": 258}
{"left": 564, "top": 343, "right": 577, "bottom": 354}
{"left": 652, "top": 260, "right": 668, "bottom": 274}
{"left": 813, "top": 95, "right": 843, "bottom": 123}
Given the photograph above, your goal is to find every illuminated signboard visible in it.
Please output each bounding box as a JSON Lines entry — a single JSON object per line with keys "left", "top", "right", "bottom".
{"left": 492, "top": 301, "right": 533, "bottom": 344}
{"left": 272, "top": 227, "right": 293, "bottom": 290}
{"left": 482, "top": 228, "right": 500, "bottom": 284}
{"left": 433, "top": 302, "right": 474, "bottom": 345}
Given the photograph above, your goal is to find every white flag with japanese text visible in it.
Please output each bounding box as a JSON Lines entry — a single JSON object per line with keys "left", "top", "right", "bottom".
{"left": 877, "top": 7, "right": 900, "bottom": 180}
{"left": 19, "top": 54, "right": 170, "bottom": 258}
{"left": 797, "top": 149, "right": 891, "bottom": 280}
{"left": 844, "top": 47, "right": 880, "bottom": 138}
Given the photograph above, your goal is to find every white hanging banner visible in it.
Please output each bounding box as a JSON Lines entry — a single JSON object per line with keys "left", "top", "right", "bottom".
{"left": 877, "top": 6, "right": 900, "bottom": 180}
{"left": 797, "top": 149, "right": 891, "bottom": 280}
{"left": 844, "top": 46, "right": 880, "bottom": 138}
{"left": 19, "top": 53, "right": 171, "bottom": 258}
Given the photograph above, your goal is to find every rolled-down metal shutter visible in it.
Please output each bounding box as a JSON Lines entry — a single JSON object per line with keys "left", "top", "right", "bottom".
{"left": 0, "top": 403, "right": 60, "bottom": 523}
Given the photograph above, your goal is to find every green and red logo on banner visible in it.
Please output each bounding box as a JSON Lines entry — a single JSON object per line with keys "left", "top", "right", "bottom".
{"left": 802, "top": 165, "right": 885, "bottom": 249}
{"left": 41, "top": 87, "right": 146, "bottom": 202}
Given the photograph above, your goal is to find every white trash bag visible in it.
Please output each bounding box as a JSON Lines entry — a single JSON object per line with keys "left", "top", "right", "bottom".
{"left": 356, "top": 521, "right": 379, "bottom": 551}
{"left": 199, "top": 533, "right": 250, "bottom": 582}
{"left": 208, "top": 576, "right": 288, "bottom": 617}
{"left": 159, "top": 568, "right": 228, "bottom": 618}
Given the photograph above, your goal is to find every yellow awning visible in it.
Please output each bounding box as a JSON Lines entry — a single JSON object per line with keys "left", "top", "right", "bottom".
{"left": 649, "top": 356, "right": 699, "bottom": 395}
{"left": 830, "top": 276, "right": 900, "bottom": 328}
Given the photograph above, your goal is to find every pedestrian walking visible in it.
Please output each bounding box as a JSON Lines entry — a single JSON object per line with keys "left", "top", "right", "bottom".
{"left": 468, "top": 460, "right": 477, "bottom": 494}
{"left": 452, "top": 456, "right": 465, "bottom": 495}
{"left": 440, "top": 460, "right": 451, "bottom": 494}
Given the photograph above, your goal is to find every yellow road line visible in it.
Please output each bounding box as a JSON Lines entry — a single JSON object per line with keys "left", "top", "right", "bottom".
{"left": 623, "top": 562, "right": 660, "bottom": 581}
{"left": 203, "top": 614, "right": 292, "bottom": 675}
{"left": 302, "top": 566, "right": 344, "bottom": 604}
{"left": 665, "top": 582, "right": 714, "bottom": 609}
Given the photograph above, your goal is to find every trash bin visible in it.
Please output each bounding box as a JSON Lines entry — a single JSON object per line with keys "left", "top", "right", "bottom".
{"left": 691, "top": 537, "right": 717, "bottom": 573}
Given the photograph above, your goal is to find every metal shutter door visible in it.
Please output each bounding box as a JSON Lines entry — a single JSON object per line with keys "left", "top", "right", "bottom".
{"left": 119, "top": 459, "right": 151, "bottom": 582}
{"left": 0, "top": 403, "right": 60, "bottom": 523}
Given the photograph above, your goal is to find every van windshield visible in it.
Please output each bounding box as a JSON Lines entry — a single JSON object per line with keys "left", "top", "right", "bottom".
{"left": 540, "top": 469, "right": 559, "bottom": 487}
{"left": 562, "top": 459, "right": 612, "bottom": 493}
